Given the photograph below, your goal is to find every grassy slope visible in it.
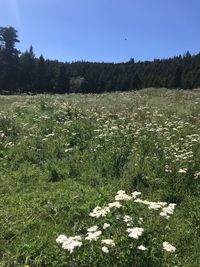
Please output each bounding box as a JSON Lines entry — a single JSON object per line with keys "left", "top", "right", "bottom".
{"left": 0, "top": 89, "right": 200, "bottom": 267}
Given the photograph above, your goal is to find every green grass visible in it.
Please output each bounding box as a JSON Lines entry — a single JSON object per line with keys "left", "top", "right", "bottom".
{"left": 0, "top": 89, "right": 200, "bottom": 267}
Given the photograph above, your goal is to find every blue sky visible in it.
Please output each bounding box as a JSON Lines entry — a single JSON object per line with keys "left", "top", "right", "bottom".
{"left": 0, "top": 0, "right": 200, "bottom": 63}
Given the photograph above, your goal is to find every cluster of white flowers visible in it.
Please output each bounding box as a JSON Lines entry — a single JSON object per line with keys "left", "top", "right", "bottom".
{"left": 134, "top": 198, "right": 176, "bottom": 219}
{"left": 108, "top": 201, "right": 122, "bottom": 208}
{"left": 134, "top": 198, "right": 167, "bottom": 210}
{"left": 102, "top": 239, "right": 115, "bottom": 247}
{"left": 101, "top": 239, "right": 115, "bottom": 253}
{"left": 85, "top": 230, "right": 102, "bottom": 241}
{"left": 131, "top": 191, "right": 142, "bottom": 199}
{"left": 103, "top": 223, "right": 110, "bottom": 229}
{"left": 163, "top": 241, "right": 176, "bottom": 253}
{"left": 56, "top": 234, "right": 68, "bottom": 244}
{"left": 127, "top": 227, "right": 144, "bottom": 239}
{"left": 102, "top": 246, "right": 109, "bottom": 253}
{"left": 89, "top": 206, "right": 110, "bottom": 218}
{"left": 148, "top": 201, "right": 167, "bottom": 210}
{"left": 137, "top": 245, "right": 147, "bottom": 251}
{"left": 56, "top": 189, "right": 177, "bottom": 256}
{"left": 160, "top": 203, "right": 176, "bottom": 219}
{"left": 85, "top": 225, "right": 102, "bottom": 241}
{"left": 90, "top": 190, "right": 142, "bottom": 219}
{"left": 56, "top": 235, "right": 82, "bottom": 253}
{"left": 115, "top": 190, "right": 132, "bottom": 201}
{"left": 89, "top": 200, "right": 124, "bottom": 218}
{"left": 87, "top": 225, "right": 99, "bottom": 232}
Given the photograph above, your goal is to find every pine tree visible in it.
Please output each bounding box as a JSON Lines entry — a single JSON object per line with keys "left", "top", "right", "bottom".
{"left": 56, "top": 65, "right": 70, "bottom": 93}
{"left": 36, "top": 55, "right": 47, "bottom": 93}
{"left": 0, "top": 26, "right": 20, "bottom": 92}
{"left": 19, "top": 45, "right": 36, "bottom": 93}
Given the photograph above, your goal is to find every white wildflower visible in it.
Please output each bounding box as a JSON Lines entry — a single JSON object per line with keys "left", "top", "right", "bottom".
{"left": 60, "top": 236, "right": 82, "bottom": 253}
{"left": 85, "top": 230, "right": 102, "bottom": 241}
{"left": 56, "top": 234, "right": 68, "bottom": 244}
{"left": 108, "top": 201, "right": 122, "bottom": 208}
{"left": 131, "top": 191, "right": 141, "bottom": 199}
{"left": 87, "top": 225, "right": 98, "bottom": 232}
{"left": 149, "top": 201, "right": 167, "bottom": 210}
{"left": 134, "top": 199, "right": 167, "bottom": 210}
{"left": 160, "top": 203, "right": 176, "bottom": 219}
{"left": 62, "top": 240, "right": 82, "bottom": 253}
{"left": 123, "top": 215, "right": 132, "bottom": 223}
{"left": 115, "top": 190, "right": 132, "bottom": 201}
{"left": 103, "top": 223, "right": 110, "bottom": 229}
{"left": 102, "top": 246, "right": 109, "bottom": 253}
{"left": 127, "top": 227, "right": 144, "bottom": 239}
{"left": 137, "top": 245, "right": 147, "bottom": 251}
{"left": 117, "top": 190, "right": 126, "bottom": 195}
{"left": 134, "top": 198, "right": 150, "bottom": 205}
{"left": 163, "top": 241, "right": 176, "bottom": 252}
{"left": 102, "top": 239, "right": 115, "bottom": 247}
{"left": 148, "top": 202, "right": 163, "bottom": 210}
{"left": 89, "top": 206, "right": 110, "bottom": 218}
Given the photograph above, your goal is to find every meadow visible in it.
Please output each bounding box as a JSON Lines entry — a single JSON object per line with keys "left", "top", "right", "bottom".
{"left": 0, "top": 89, "right": 200, "bottom": 267}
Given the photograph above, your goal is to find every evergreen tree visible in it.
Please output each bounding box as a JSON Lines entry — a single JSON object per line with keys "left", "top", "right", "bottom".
{"left": 56, "top": 65, "right": 70, "bottom": 93}
{"left": 36, "top": 55, "right": 47, "bottom": 93}
{"left": 0, "top": 26, "right": 20, "bottom": 92}
{"left": 19, "top": 45, "right": 36, "bottom": 93}
{"left": 130, "top": 73, "right": 142, "bottom": 90}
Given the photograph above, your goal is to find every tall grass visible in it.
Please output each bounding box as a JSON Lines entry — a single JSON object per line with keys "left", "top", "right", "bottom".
{"left": 0, "top": 89, "right": 200, "bottom": 266}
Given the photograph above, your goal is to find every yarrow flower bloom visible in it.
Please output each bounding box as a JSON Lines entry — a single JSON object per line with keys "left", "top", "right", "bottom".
{"left": 56, "top": 189, "right": 178, "bottom": 256}
{"left": 62, "top": 240, "right": 82, "bottom": 253}
{"left": 127, "top": 227, "right": 144, "bottom": 239}
{"left": 56, "top": 234, "right": 68, "bottom": 244}
{"left": 102, "top": 246, "right": 109, "bottom": 253}
{"left": 134, "top": 198, "right": 168, "bottom": 210}
{"left": 163, "top": 241, "right": 176, "bottom": 252}
{"left": 57, "top": 236, "right": 82, "bottom": 253}
{"left": 115, "top": 190, "right": 132, "bottom": 201}
{"left": 89, "top": 206, "right": 110, "bottom": 218}
{"left": 148, "top": 202, "right": 167, "bottom": 210}
{"left": 134, "top": 198, "right": 149, "bottom": 205}
{"left": 87, "top": 225, "right": 98, "bottom": 232}
{"left": 131, "top": 191, "right": 141, "bottom": 199}
{"left": 108, "top": 201, "right": 122, "bottom": 208}
{"left": 85, "top": 230, "right": 102, "bottom": 241}
{"left": 101, "top": 239, "right": 115, "bottom": 247}
{"left": 160, "top": 203, "right": 176, "bottom": 219}
{"left": 103, "top": 223, "right": 110, "bottom": 229}
{"left": 137, "top": 245, "right": 147, "bottom": 251}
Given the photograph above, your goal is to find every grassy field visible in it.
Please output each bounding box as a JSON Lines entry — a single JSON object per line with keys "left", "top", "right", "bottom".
{"left": 0, "top": 89, "right": 200, "bottom": 267}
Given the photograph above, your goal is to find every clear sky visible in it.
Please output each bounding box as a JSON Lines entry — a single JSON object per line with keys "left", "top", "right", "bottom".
{"left": 0, "top": 0, "right": 200, "bottom": 63}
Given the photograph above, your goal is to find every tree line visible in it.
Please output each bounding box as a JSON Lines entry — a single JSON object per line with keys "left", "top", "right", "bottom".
{"left": 0, "top": 26, "right": 200, "bottom": 94}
